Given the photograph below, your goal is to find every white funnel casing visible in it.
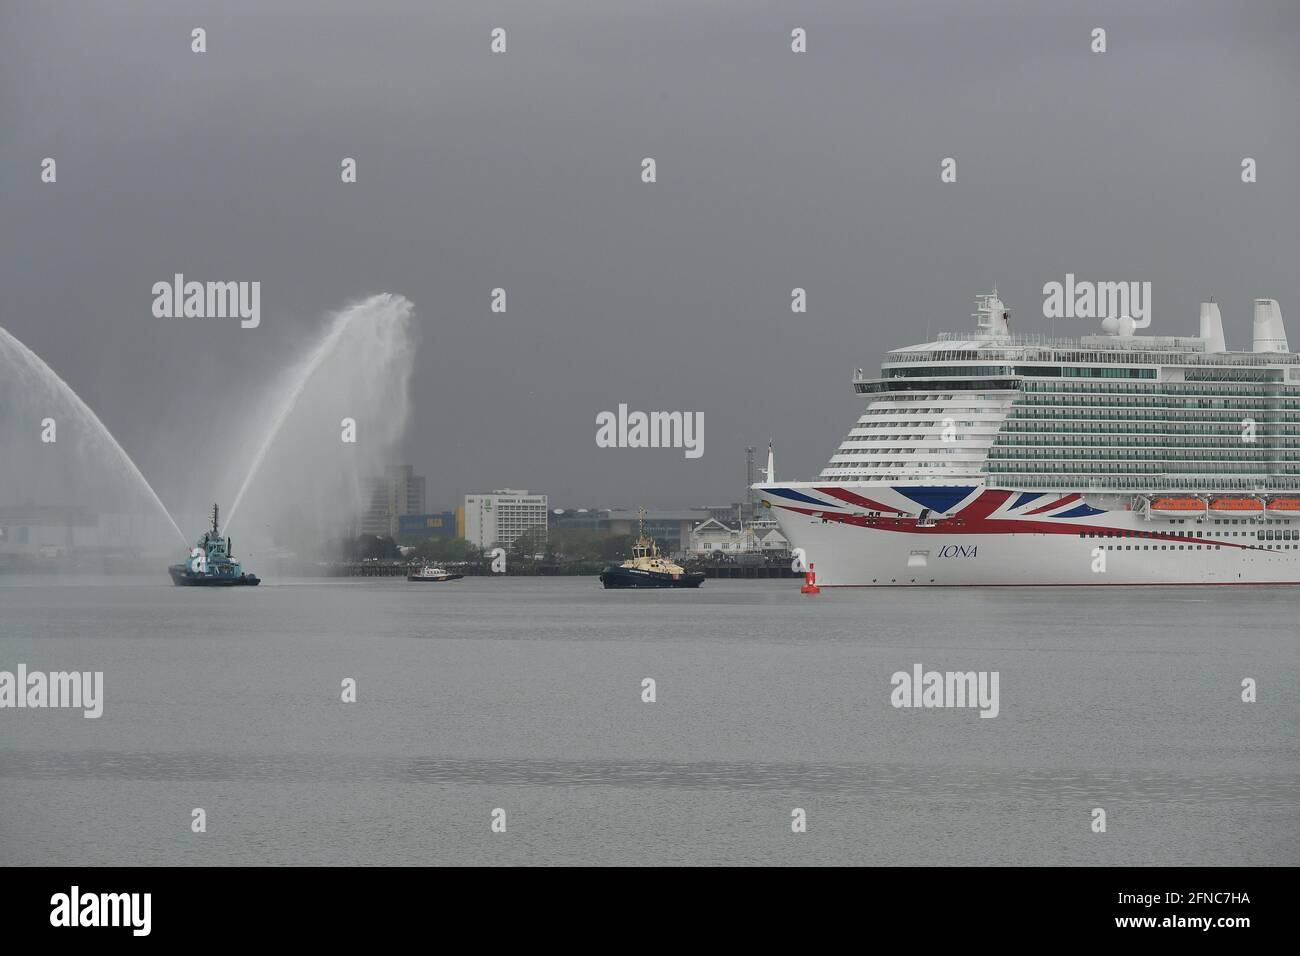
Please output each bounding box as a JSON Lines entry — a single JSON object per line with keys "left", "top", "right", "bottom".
{"left": 1198, "top": 302, "right": 1226, "bottom": 353}
{"left": 1253, "top": 298, "right": 1288, "bottom": 353}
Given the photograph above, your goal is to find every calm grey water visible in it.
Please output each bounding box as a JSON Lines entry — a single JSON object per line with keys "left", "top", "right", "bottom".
{"left": 1, "top": 576, "right": 1296, "bottom": 866}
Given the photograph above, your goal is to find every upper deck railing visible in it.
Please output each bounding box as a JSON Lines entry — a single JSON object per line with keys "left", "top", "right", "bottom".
{"left": 932, "top": 331, "right": 1080, "bottom": 347}
{"left": 874, "top": 333, "right": 1300, "bottom": 368}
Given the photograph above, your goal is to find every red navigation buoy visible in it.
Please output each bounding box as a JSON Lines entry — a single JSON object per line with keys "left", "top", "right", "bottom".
{"left": 801, "top": 562, "right": 821, "bottom": 595}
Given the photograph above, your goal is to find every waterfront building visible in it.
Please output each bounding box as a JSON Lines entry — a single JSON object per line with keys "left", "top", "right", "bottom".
{"left": 464, "top": 490, "right": 548, "bottom": 550}
{"left": 687, "top": 517, "right": 789, "bottom": 556}
{"left": 605, "top": 509, "right": 711, "bottom": 554}
{"left": 359, "top": 466, "right": 426, "bottom": 537}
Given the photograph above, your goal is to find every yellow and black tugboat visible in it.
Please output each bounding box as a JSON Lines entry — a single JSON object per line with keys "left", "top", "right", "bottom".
{"left": 599, "top": 511, "right": 704, "bottom": 589}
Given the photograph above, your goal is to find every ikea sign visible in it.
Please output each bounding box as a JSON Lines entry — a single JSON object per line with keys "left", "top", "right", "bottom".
{"left": 398, "top": 512, "right": 456, "bottom": 537}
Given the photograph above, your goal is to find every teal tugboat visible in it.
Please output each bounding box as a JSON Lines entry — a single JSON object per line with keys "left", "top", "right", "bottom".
{"left": 168, "top": 504, "right": 261, "bottom": 586}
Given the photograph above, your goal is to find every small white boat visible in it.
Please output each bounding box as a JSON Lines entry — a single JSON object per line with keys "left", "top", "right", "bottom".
{"left": 406, "top": 566, "right": 464, "bottom": 583}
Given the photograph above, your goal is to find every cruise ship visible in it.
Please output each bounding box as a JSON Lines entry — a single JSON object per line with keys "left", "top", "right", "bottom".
{"left": 757, "top": 291, "right": 1300, "bottom": 586}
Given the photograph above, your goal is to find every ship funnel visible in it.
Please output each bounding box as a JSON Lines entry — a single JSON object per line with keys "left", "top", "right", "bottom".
{"left": 765, "top": 440, "right": 775, "bottom": 484}
{"left": 1252, "top": 298, "right": 1288, "bottom": 353}
{"left": 1198, "top": 301, "right": 1226, "bottom": 353}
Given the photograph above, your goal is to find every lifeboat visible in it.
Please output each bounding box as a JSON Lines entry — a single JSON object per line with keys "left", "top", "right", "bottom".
{"left": 1209, "top": 497, "right": 1264, "bottom": 517}
{"left": 1266, "top": 497, "right": 1300, "bottom": 517}
{"left": 1148, "top": 497, "right": 1206, "bottom": 518}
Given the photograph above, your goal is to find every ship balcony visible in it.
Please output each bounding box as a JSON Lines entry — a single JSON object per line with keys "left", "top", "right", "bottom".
{"left": 852, "top": 375, "right": 1021, "bottom": 394}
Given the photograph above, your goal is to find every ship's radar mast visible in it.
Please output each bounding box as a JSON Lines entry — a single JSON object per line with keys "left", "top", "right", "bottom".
{"left": 974, "top": 288, "right": 1010, "bottom": 337}
{"left": 210, "top": 503, "right": 220, "bottom": 536}
{"left": 632, "top": 507, "right": 659, "bottom": 561}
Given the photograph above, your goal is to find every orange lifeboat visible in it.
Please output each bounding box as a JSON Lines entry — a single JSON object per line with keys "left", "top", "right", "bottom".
{"left": 1266, "top": 497, "right": 1300, "bottom": 517}
{"left": 1209, "top": 497, "right": 1263, "bottom": 517}
{"left": 1149, "top": 497, "right": 1206, "bottom": 517}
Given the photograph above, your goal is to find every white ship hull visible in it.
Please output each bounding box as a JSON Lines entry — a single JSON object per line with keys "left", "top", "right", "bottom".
{"left": 762, "top": 483, "right": 1300, "bottom": 586}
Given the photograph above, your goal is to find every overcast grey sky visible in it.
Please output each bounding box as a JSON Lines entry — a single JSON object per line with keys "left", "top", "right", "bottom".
{"left": 2, "top": 0, "right": 1298, "bottom": 514}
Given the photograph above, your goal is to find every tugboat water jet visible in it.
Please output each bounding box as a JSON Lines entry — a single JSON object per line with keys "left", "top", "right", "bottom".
{"left": 168, "top": 504, "right": 261, "bottom": 586}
